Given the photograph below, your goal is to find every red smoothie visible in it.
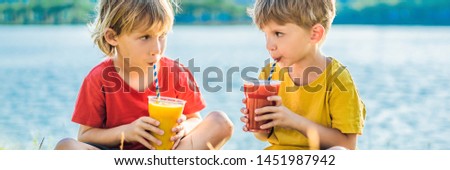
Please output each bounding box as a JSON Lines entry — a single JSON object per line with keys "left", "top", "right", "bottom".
{"left": 244, "top": 80, "right": 280, "bottom": 133}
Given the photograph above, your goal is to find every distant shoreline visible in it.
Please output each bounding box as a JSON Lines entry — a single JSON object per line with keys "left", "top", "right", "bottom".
{"left": 1, "top": 23, "right": 450, "bottom": 27}
{"left": 1, "top": 1, "right": 449, "bottom": 26}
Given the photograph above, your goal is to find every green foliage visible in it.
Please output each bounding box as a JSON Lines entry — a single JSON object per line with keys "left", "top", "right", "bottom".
{"left": 0, "top": 0, "right": 449, "bottom": 25}
{"left": 177, "top": 0, "right": 250, "bottom": 24}
{"left": 0, "top": 0, "right": 95, "bottom": 24}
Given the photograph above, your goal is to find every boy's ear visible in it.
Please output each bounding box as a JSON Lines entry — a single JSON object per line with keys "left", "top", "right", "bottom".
{"left": 310, "top": 24, "right": 325, "bottom": 43}
{"left": 104, "top": 28, "right": 119, "bottom": 46}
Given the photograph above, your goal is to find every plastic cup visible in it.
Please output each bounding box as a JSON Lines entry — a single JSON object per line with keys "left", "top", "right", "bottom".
{"left": 243, "top": 80, "right": 280, "bottom": 133}
{"left": 148, "top": 96, "right": 186, "bottom": 150}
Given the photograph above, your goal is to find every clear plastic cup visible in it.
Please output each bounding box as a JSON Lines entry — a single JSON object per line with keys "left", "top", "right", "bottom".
{"left": 243, "top": 80, "right": 280, "bottom": 133}
{"left": 148, "top": 96, "right": 186, "bottom": 150}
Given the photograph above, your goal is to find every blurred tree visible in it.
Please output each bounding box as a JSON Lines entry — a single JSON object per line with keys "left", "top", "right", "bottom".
{"left": 177, "top": 0, "right": 250, "bottom": 24}
{"left": 1, "top": 0, "right": 95, "bottom": 24}
{"left": 0, "top": 0, "right": 449, "bottom": 25}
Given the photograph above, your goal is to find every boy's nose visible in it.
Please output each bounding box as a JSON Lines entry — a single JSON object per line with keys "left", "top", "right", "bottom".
{"left": 266, "top": 41, "right": 277, "bottom": 52}
{"left": 150, "top": 40, "right": 162, "bottom": 55}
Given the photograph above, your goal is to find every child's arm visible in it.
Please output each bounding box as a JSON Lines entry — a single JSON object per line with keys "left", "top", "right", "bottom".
{"left": 253, "top": 132, "right": 270, "bottom": 141}
{"left": 289, "top": 118, "right": 358, "bottom": 149}
{"left": 172, "top": 112, "right": 202, "bottom": 138}
{"left": 182, "top": 112, "right": 202, "bottom": 134}
{"left": 77, "top": 116, "right": 164, "bottom": 150}
{"left": 170, "top": 112, "right": 202, "bottom": 149}
{"left": 256, "top": 96, "right": 357, "bottom": 149}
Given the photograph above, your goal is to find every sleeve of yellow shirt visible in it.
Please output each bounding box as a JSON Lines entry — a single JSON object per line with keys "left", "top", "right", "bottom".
{"left": 328, "top": 69, "right": 366, "bottom": 135}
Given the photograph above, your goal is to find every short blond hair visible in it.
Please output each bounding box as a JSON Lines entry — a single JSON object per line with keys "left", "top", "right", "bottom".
{"left": 249, "top": 0, "right": 336, "bottom": 32}
{"left": 90, "top": 0, "right": 177, "bottom": 56}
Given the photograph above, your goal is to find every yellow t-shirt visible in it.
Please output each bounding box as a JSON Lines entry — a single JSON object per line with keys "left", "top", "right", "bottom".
{"left": 258, "top": 57, "right": 366, "bottom": 150}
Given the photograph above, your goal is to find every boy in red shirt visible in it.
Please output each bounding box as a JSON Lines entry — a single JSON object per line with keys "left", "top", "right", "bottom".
{"left": 55, "top": 0, "right": 233, "bottom": 150}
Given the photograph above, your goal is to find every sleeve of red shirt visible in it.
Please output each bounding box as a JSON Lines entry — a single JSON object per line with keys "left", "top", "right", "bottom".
{"left": 71, "top": 70, "right": 106, "bottom": 128}
{"left": 176, "top": 65, "right": 206, "bottom": 115}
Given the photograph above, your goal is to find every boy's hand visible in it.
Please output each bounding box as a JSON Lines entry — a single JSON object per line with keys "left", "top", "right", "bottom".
{"left": 255, "top": 96, "right": 298, "bottom": 130}
{"left": 123, "top": 116, "right": 163, "bottom": 150}
{"left": 171, "top": 115, "right": 187, "bottom": 150}
{"left": 239, "top": 98, "right": 250, "bottom": 132}
{"left": 241, "top": 98, "right": 271, "bottom": 141}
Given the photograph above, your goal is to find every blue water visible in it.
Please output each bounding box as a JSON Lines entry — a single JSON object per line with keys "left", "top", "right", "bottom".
{"left": 1, "top": 25, "right": 450, "bottom": 150}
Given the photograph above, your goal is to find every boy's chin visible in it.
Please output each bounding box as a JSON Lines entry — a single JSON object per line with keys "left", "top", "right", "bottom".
{"left": 276, "top": 61, "right": 290, "bottom": 68}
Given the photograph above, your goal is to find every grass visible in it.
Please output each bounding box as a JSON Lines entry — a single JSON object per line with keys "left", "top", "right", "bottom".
{"left": 0, "top": 136, "right": 45, "bottom": 150}
{"left": 31, "top": 136, "right": 46, "bottom": 150}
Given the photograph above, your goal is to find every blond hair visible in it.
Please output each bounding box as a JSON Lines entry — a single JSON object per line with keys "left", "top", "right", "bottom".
{"left": 90, "top": 0, "right": 177, "bottom": 56}
{"left": 248, "top": 0, "right": 336, "bottom": 32}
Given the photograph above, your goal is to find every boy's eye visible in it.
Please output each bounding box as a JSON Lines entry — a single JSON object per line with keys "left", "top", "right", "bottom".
{"left": 140, "top": 35, "right": 150, "bottom": 40}
{"left": 275, "top": 32, "right": 283, "bottom": 37}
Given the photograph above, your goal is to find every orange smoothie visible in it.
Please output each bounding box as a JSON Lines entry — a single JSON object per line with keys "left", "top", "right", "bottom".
{"left": 148, "top": 96, "right": 186, "bottom": 150}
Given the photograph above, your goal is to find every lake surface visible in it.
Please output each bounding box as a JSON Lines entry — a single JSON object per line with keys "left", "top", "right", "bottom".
{"left": 0, "top": 25, "right": 449, "bottom": 150}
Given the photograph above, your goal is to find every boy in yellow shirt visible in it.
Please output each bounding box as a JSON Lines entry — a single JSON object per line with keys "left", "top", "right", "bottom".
{"left": 240, "top": 0, "right": 366, "bottom": 150}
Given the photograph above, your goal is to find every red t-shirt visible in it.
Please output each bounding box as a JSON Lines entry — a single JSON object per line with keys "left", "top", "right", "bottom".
{"left": 72, "top": 57, "right": 206, "bottom": 149}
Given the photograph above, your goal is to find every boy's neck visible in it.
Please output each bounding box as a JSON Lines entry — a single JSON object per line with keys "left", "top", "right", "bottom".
{"left": 112, "top": 57, "right": 156, "bottom": 92}
{"left": 288, "top": 51, "right": 328, "bottom": 86}
{"left": 112, "top": 57, "right": 153, "bottom": 77}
